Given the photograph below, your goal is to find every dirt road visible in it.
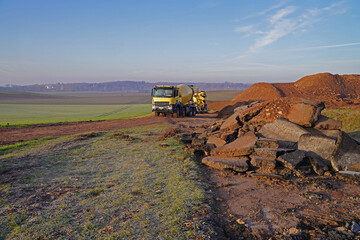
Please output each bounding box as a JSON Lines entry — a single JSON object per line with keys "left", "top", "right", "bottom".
{"left": 0, "top": 114, "right": 218, "bottom": 146}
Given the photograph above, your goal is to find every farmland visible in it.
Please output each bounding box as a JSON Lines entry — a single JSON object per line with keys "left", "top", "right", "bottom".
{"left": 0, "top": 104, "right": 151, "bottom": 127}
{"left": 0, "top": 91, "right": 153, "bottom": 127}
{"left": 0, "top": 90, "right": 242, "bottom": 127}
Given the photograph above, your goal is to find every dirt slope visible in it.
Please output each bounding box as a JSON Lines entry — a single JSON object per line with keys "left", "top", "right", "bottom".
{"left": 232, "top": 73, "right": 360, "bottom": 108}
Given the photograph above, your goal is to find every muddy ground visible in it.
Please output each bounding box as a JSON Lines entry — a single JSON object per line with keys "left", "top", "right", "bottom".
{"left": 2, "top": 114, "right": 360, "bottom": 239}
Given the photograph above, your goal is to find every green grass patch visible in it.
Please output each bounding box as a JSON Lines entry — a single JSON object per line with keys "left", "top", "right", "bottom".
{"left": 322, "top": 109, "right": 360, "bottom": 132}
{"left": 0, "top": 125, "right": 213, "bottom": 239}
{"left": 323, "top": 109, "right": 360, "bottom": 140}
{"left": 0, "top": 137, "right": 56, "bottom": 156}
{"left": 0, "top": 104, "right": 151, "bottom": 127}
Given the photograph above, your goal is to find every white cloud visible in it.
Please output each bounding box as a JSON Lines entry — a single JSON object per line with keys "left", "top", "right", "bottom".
{"left": 233, "top": 25, "right": 253, "bottom": 33}
{"left": 239, "top": 1, "right": 348, "bottom": 55}
{"left": 270, "top": 6, "right": 296, "bottom": 23}
{"left": 250, "top": 19, "right": 297, "bottom": 52}
{"left": 243, "top": 0, "right": 289, "bottom": 20}
{"left": 298, "top": 42, "right": 360, "bottom": 50}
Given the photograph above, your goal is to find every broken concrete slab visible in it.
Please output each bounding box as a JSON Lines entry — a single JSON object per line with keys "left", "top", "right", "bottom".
{"left": 250, "top": 156, "right": 276, "bottom": 170}
{"left": 254, "top": 148, "right": 294, "bottom": 159}
{"left": 314, "top": 115, "right": 342, "bottom": 130}
{"left": 277, "top": 150, "right": 308, "bottom": 170}
{"left": 259, "top": 118, "right": 309, "bottom": 142}
{"left": 298, "top": 133, "right": 337, "bottom": 163}
{"left": 220, "top": 112, "right": 241, "bottom": 132}
{"left": 255, "top": 138, "right": 279, "bottom": 149}
{"left": 286, "top": 98, "right": 325, "bottom": 127}
{"left": 298, "top": 131, "right": 360, "bottom": 172}
{"left": 331, "top": 131, "right": 360, "bottom": 171}
{"left": 211, "top": 131, "right": 257, "bottom": 157}
{"left": 207, "top": 136, "right": 226, "bottom": 148}
{"left": 202, "top": 156, "right": 249, "bottom": 172}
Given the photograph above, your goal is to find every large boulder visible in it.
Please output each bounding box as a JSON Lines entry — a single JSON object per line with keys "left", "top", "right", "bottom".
{"left": 202, "top": 157, "right": 249, "bottom": 172}
{"left": 211, "top": 132, "right": 257, "bottom": 157}
{"left": 259, "top": 118, "right": 309, "bottom": 142}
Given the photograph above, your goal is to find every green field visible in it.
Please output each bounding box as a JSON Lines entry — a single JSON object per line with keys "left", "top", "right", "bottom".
{"left": 0, "top": 125, "right": 214, "bottom": 239}
{"left": 0, "top": 104, "right": 151, "bottom": 127}
{"left": 0, "top": 91, "right": 151, "bottom": 105}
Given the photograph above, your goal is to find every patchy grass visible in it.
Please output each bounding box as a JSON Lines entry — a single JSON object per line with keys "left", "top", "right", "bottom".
{"left": 0, "top": 125, "right": 213, "bottom": 239}
{"left": 0, "top": 104, "right": 151, "bottom": 127}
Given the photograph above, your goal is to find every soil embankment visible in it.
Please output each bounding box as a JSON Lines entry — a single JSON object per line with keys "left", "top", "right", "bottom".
{"left": 211, "top": 73, "right": 360, "bottom": 112}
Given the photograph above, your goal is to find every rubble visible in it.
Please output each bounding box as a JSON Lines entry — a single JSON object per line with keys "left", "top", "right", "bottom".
{"left": 201, "top": 157, "right": 249, "bottom": 172}
{"left": 259, "top": 118, "right": 309, "bottom": 142}
{"left": 211, "top": 132, "right": 257, "bottom": 157}
{"left": 183, "top": 97, "right": 360, "bottom": 178}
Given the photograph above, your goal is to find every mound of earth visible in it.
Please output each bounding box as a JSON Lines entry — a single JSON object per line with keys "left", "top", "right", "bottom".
{"left": 232, "top": 73, "right": 360, "bottom": 109}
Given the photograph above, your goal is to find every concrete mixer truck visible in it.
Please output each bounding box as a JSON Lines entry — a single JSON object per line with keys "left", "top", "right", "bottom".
{"left": 151, "top": 84, "right": 206, "bottom": 117}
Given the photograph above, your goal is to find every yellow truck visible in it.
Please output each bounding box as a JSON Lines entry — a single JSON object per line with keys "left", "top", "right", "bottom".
{"left": 151, "top": 84, "right": 207, "bottom": 117}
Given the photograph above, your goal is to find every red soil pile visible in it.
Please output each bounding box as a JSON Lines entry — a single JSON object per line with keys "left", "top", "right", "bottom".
{"left": 232, "top": 73, "right": 360, "bottom": 109}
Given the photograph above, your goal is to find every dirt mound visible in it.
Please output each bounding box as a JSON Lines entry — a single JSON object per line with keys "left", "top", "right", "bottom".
{"left": 232, "top": 73, "right": 360, "bottom": 108}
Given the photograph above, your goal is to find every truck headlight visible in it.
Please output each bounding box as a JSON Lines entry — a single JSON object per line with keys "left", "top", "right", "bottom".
{"left": 152, "top": 105, "right": 155, "bottom": 109}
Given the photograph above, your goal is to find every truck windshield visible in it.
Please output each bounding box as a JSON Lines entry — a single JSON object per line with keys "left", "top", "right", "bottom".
{"left": 152, "top": 88, "right": 173, "bottom": 97}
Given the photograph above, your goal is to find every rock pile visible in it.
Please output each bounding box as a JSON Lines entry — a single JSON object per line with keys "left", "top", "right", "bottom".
{"left": 189, "top": 97, "right": 360, "bottom": 178}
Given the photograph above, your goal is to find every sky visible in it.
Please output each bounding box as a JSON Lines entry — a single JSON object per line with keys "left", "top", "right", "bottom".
{"left": 0, "top": 0, "right": 359, "bottom": 85}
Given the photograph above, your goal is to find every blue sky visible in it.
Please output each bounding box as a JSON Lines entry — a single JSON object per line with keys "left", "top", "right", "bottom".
{"left": 0, "top": 0, "right": 359, "bottom": 85}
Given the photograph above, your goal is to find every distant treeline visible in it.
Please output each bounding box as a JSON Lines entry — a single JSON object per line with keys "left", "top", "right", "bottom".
{"left": 0, "top": 81, "right": 250, "bottom": 92}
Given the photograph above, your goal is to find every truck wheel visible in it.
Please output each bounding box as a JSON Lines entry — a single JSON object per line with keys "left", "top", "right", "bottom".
{"left": 188, "top": 108, "right": 193, "bottom": 117}
{"left": 181, "top": 107, "right": 186, "bottom": 118}
{"left": 175, "top": 107, "right": 180, "bottom": 118}
{"left": 193, "top": 108, "right": 196, "bottom": 116}
{"left": 154, "top": 112, "right": 160, "bottom": 117}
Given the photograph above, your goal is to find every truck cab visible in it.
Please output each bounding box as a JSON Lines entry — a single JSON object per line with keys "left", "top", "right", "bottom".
{"left": 151, "top": 85, "right": 196, "bottom": 117}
